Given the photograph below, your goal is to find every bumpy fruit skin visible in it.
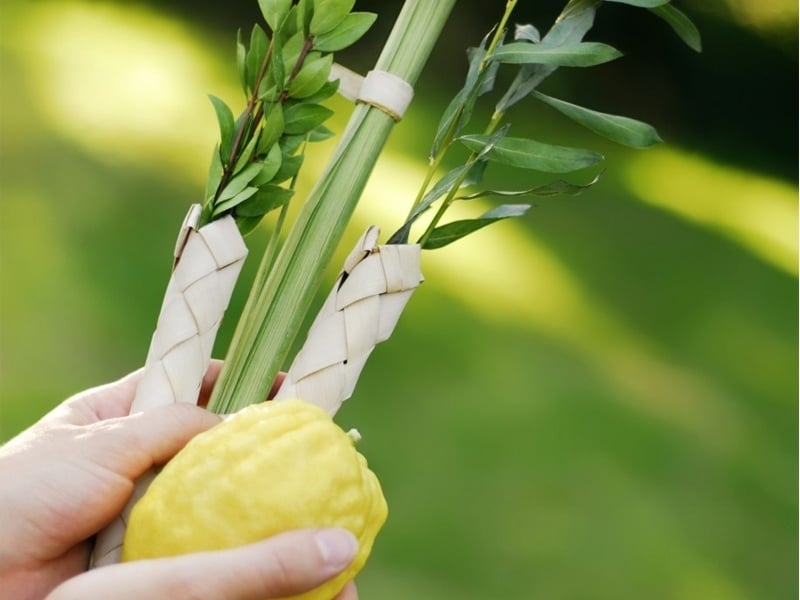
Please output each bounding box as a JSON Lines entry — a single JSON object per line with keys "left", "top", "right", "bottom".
{"left": 122, "top": 399, "right": 387, "bottom": 600}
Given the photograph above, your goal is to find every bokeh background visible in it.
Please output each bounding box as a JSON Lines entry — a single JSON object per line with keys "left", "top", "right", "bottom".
{"left": 1, "top": 1, "right": 797, "bottom": 598}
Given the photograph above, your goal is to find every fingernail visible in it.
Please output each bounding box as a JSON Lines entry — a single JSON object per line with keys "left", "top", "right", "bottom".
{"left": 315, "top": 529, "right": 358, "bottom": 569}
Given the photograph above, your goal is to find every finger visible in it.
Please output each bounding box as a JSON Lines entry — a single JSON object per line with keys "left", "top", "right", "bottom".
{"left": 197, "top": 360, "right": 224, "bottom": 407}
{"left": 334, "top": 581, "right": 359, "bottom": 600}
{"left": 267, "top": 372, "right": 286, "bottom": 400}
{"left": 84, "top": 403, "right": 221, "bottom": 479}
{"left": 47, "top": 528, "right": 358, "bottom": 600}
{"left": 44, "top": 369, "right": 144, "bottom": 426}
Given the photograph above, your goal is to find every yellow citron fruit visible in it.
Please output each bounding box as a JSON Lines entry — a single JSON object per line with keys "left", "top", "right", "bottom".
{"left": 122, "top": 399, "right": 388, "bottom": 600}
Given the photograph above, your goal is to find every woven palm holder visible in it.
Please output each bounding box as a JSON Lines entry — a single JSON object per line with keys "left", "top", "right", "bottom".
{"left": 275, "top": 226, "right": 423, "bottom": 416}
{"left": 90, "top": 204, "right": 248, "bottom": 567}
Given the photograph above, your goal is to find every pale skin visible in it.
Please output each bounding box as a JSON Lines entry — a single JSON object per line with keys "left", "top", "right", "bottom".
{"left": 0, "top": 362, "right": 359, "bottom": 600}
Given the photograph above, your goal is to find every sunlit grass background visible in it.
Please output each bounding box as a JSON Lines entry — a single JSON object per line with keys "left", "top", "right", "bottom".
{"left": 0, "top": 1, "right": 796, "bottom": 598}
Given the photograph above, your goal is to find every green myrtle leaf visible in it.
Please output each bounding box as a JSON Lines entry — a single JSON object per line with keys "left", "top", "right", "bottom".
{"left": 491, "top": 41, "right": 622, "bottom": 67}
{"left": 310, "top": 0, "right": 355, "bottom": 36}
{"left": 289, "top": 53, "right": 333, "bottom": 98}
{"left": 533, "top": 91, "right": 662, "bottom": 148}
{"left": 235, "top": 215, "right": 264, "bottom": 236}
{"left": 421, "top": 204, "right": 531, "bottom": 249}
{"left": 295, "top": 0, "right": 314, "bottom": 36}
{"left": 283, "top": 103, "right": 334, "bottom": 135}
{"left": 303, "top": 78, "right": 340, "bottom": 104}
{"left": 603, "top": 0, "right": 669, "bottom": 7}
{"left": 650, "top": 4, "right": 702, "bottom": 52}
{"left": 273, "top": 154, "right": 304, "bottom": 183}
{"left": 308, "top": 125, "right": 335, "bottom": 142}
{"left": 281, "top": 31, "right": 306, "bottom": 76}
{"left": 235, "top": 184, "right": 295, "bottom": 217}
{"left": 208, "top": 95, "right": 235, "bottom": 162}
{"left": 246, "top": 25, "right": 269, "bottom": 94}
{"left": 281, "top": 135, "right": 306, "bottom": 156}
{"left": 236, "top": 29, "right": 247, "bottom": 94}
{"left": 252, "top": 143, "right": 284, "bottom": 185}
{"left": 457, "top": 172, "right": 602, "bottom": 200}
{"left": 259, "top": 103, "right": 285, "bottom": 153}
{"left": 313, "top": 12, "right": 377, "bottom": 52}
{"left": 212, "top": 186, "right": 259, "bottom": 217}
{"left": 204, "top": 144, "right": 224, "bottom": 203}
{"left": 263, "top": 29, "right": 285, "bottom": 97}
{"left": 460, "top": 134, "right": 603, "bottom": 173}
{"left": 258, "top": 0, "right": 292, "bottom": 32}
{"left": 233, "top": 133, "right": 261, "bottom": 173}
{"left": 216, "top": 163, "right": 263, "bottom": 202}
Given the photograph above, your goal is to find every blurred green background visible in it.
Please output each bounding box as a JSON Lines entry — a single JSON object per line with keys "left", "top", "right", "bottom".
{"left": 0, "top": 1, "right": 797, "bottom": 598}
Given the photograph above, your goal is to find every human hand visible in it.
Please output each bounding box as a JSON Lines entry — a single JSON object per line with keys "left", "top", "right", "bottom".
{"left": 0, "top": 363, "right": 358, "bottom": 600}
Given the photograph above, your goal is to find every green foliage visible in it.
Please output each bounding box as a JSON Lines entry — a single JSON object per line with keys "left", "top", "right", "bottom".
{"left": 459, "top": 134, "right": 604, "bottom": 173}
{"left": 390, "top": 0, "right": 701, "bottom": 248}
{"left": 490, "top": 41, "right": 622, "bottom": 67}
{"left": 651, "top": 4, "right": 702, "bottom": 52}
{"left": 199, "top": 0, "right": 376, "bottom": 232}
{"left": 533, "top": 92, "right": 662, "bottom": 148}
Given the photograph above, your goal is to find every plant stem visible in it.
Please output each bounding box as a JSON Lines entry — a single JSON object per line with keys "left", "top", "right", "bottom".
{"left": 208, "top": 0, "right": 457, "bottom": 414}
{"left": 415, "top": 2, "right": 517, "bottom": 247}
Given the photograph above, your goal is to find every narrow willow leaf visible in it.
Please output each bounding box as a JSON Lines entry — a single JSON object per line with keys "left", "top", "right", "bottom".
{"left": 217, "top": 163, "right": 263, "bottom": 202}
{"left": 491, "top": 41, "right": 622, "bottom": 67}
{"left": 252, "top": 143, "right": 283, "bottom": 184}
{"left": 460, "top": 134, "right": 603, "bottom": 173}
{"left": 273, "top": 154, "right": 304, "bottom": 183}
{"left": 310, "top": 0, "right": 355, "bottom": 36}
{"left": 212, "top": 186, "right": 259, "bottom": 216}
{"left": 208, "top": 95, "right": 235, "bottom": 162}
{"left": 430, "top": 91, "right": 467, "bottom": 159}
{"left": 236, "top": 185, "right": 295, "bottom": 217}
{"left": 421, "top": 204, "right": 531, "bottom": 249}
{"left": 386, "top": 157, "right": 489, "bottom": 245}
{"left": 533, "top": 91, "right": 661, "bottom": 148}
{"left": 314, "top": 12, "right": 377, "bottom": 52}
{"left": 204, "top": 144, "right": 224, "bottom": 203}
{"left": 458, "top": 172, "right": 602, "bottom": 199}
{"left": 470, "top": 44, "right": 500, "bottom": 96}
{"left": 283, "top": 103, "right": 334, "bottom": 135}
{"left": 603, "top": 0, "right": 669, "bottom": 7}
{"left": 430, "top": 31, "right": 492, "bottom": 158}
{"left": 258, "top": 0, "right": 292, "bottom": 32}
{"left": 236, "top": 29, "right": 247, "bottom": 94}
{"left": 246, "top": 25, "right": 269, "bottom": 94}
{"left": 289, "top": 53, "right": 333, "bottom": 98}
{"left": 650, "top": 4, "right": 702, "bottom": 52}
{"left": 515, "top": 24, "right": 541, "bottom": 43}
{"left": 497, "top": 5, "right": 597, "bottom": 111}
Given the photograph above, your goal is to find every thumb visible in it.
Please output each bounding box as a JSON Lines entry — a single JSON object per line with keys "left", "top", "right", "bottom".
{"left": 81, "top": 403, "right": 221, "bottom": 480}
{"left": 47, "top": 528, "right": 358, "bottom": 600}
